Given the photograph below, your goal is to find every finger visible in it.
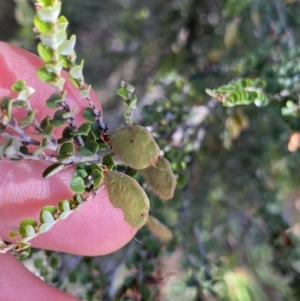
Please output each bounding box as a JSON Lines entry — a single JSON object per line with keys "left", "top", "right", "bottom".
{"left": 0, "top": 253, "right": 79, "bottom": 301}
{"left": 0, "top": 160, "right": 137, "bottom": 256}
{"left": 0, "top": 42, "right": 137, "bottom": 255}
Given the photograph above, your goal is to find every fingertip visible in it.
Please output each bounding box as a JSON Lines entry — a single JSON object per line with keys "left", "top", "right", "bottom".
{"left": 0, "top": 160, "right": 137, "bottom": 256}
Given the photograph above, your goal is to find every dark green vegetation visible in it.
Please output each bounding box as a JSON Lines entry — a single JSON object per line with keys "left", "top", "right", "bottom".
{"left": 5, "top": 0, "right": 300, "bottom": 300}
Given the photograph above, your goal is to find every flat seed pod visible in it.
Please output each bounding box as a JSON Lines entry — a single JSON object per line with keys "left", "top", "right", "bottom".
{"left": 105, "top": 170, "right": 150, "bottom": 228}
{"left": 141, "top": 156, "right": 176, "bottom": 200}
{"left": 110, "top": 125, "right": 160, "bottom": 170}
{"left": 146, "top": 215, "right": 173, "bottom": 242}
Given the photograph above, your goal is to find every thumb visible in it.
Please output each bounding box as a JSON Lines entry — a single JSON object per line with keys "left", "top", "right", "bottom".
{"left": 0, "top": 253, "right": 79, "bottom": 301}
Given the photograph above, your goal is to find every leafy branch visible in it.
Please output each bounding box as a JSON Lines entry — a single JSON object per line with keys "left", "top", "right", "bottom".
{"left": 0, "top": 0, "right": 177, "bottom": 256}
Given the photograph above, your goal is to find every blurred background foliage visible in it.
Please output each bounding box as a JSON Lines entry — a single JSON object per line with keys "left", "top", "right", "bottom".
{"left": 4, "top": 0, "right": 300, "bottom": 300}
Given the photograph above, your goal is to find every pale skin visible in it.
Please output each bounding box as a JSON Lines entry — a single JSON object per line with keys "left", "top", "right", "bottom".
{"left": 0, "top": 42, "right": 137, "bottom": 300}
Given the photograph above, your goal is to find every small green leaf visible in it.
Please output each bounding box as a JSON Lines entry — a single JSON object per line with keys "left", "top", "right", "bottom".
{"left": 37, "top": 43, "right": 54, "bottom": 62}
{"left": 91, "top": 169, "right": 103, "bottom": 188}
{"left": 50, "top": 254, "right": 61, "bottom": 268}
{"left": 59, "top": 211, "right": 73, "bottom": 220}
{"left": 74, "top": 169, "right": 88, "bottom": 178}
{"left": 70, "top": 77, "right": 80, "bottom": 88}
{"left": 40, "top": 116, "right": 51, "bottom": 129}
{"left": 62, "top": 110, "right": 76, "bottom": 119}
{"left": 11, "top": 80, "right": 26, "bottom": 92}
{"left": 69, "top": 271, "right": 78, "bottom": 283}
{"left": 40, "top": 30, "right": 67, "bottom": 48}
{"left": 58, "top": 15, "right": 69, "bottom": 31}
{"left": 45, "top": 60, "right": 64, "bottom": 75}
{"left": 37, "top": 67, "right": 56, "bottom": 82}
{"left": 9, "top": 228, "right": 19, "bottom": 239}
{"left": 40, "top": 210, "right": 55, "bottom": 223}
{"left": 70, "top": 176, "right": 86, "bottom": 193}
{"left": 102, "top": 154, "right": 115, "bottom": 169}
{"left": 37, "top": 2, "right": 61, "bottom": 23}
{"left": 38, "top": 124, "right": 54, "bottom": 137}
{"left": 121, "top": 81, "right": 135, "bottom": 93}
{"left": 78, "top": 162, "right": 92, "bottom": 173}
{"left": 42, "top": 205, "right": 57, "bottom": 216}
{"left": 49, "top": 253, "right": 61, "bottom": 269}
{"left": 59, "top": 40, "right": 75, "bottom": 56}
{"left": 82, "top": 107, "right": 96, "bottom": 123}
{"left": 73, "top": 194, "right": 84, "bottom": 205}
{"left": 36, "top": 0, "right": 53, "bottom": 7}
{"left": 19, "top": 219, "right": 38, "bottom": 237}
{"left": 42, "top": 163, "right": 65, "bottom": 179}
{"left": 69, "top": 64, "right": 83, "bottom": 79}
{"left": 33, "top": 147, "right": 45, "bottom": 158}
{"left": 80, "top": 85, "right": 91, "bottom": 98}
{"left": 58, "top": 142, "right": 75, "bottom": 160}
{"left": 39, "top": 223, "right": 55, "bottom": 233}
{"left": 20, "top": 110, "right": 36, "bottom": 125}
{"left": 46, "top": 93, "right": 63, "bottom": 109}
{"left": 34, "top": 258, "right": 44, "bottom": 269}
{"left": 16, "top": 241, "right": 31, "bottom": 252}
{"left": 25, "top": 225, "right": 36, "bottom": 238}
{"left": 78, "top": 140, "right": 99, "bottom": 156}
{"left": 52, "top": 77, "right": 66, "bottom": 91}
{"left": 58, "top": 200, "right": 72, "bottom": 212}
{"left": 6, "top": 98, "right": 13, "bottom": 120}
{"left": 9, "top": 232, "right": 18, "bottom": 239}
{"left": 89, "top": 122, "right": 102, "bottom": 140}
{"left": 50, "top": 109, "right": 67, "bottom": 127}
{"left": 34, "top": 15, "right": 52, "bottom": 33}
{"left": 41, "top": 138, "right": 48, "bottom": 148}
{"left": 59, "top": 54, "right": 71, "bottom": 68}
{"left": 117, "top": 87, "right": 128, "bottom": 100}
{"left": 72, "top": 123, "right": 91, "bottom": 136}
{"left": 61, "top": 126, "right": 74, "bottom": 139}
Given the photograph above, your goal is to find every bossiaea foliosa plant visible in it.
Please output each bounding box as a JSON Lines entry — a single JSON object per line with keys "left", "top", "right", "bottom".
{"left": 0, "top": 0, "right": 176, "bottom": 257}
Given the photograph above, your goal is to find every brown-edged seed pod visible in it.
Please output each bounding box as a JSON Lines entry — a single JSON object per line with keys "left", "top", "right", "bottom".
{"left": 141, "top": 156, "right": 176, "bottom": 200}
{"left": 110, "top": 125, "right": 160, "bottom": 170}
{"left": 105, "top": 170, "right": 150, "bottom": 228}
{"left": 146, "top": 215, "right": 173, "bottom": 242}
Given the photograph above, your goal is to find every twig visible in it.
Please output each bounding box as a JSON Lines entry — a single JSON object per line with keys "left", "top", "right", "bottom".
{"left": 273, "top": 0, "right": 295, "bottom": 48}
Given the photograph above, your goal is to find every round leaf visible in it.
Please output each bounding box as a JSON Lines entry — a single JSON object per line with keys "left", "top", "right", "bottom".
{"left": 110, "top": 125, "right": 160, "bottom": 170}
{"left": 42, "top": 163, "right": 65, "bottom": 179}
{"left": 141, "top": 156, "right": 176, "bottom": 200}
{"left": 105, "top": 170, "right": 150, "bottom": 228}
{"left": 70, "top": 176, "right": 86, "bottom": 193}
{"left": 19, "top": 219, "right": 38, "bottom": 237}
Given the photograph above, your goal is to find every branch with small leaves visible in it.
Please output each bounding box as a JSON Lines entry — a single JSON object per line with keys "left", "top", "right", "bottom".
{"left": 206, "top": 78, "right": 269, "bottom": 107}
{"left": 0, "top": 0, "right": 177, "bottom": 257}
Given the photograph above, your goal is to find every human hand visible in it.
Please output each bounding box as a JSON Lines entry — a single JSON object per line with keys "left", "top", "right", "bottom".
{"left": 0, "top": 42, "right": 137, "bottom": 300}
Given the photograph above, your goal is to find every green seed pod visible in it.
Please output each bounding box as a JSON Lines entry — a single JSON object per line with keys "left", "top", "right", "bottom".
{"left": 105, "top": 170, "right": 150, "bottom": 228}
{"left": 110, "top": 125, "right": 160, "bottom": 170}
{"left": 141, "top": 156, "right": 176, "bottom": 200}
